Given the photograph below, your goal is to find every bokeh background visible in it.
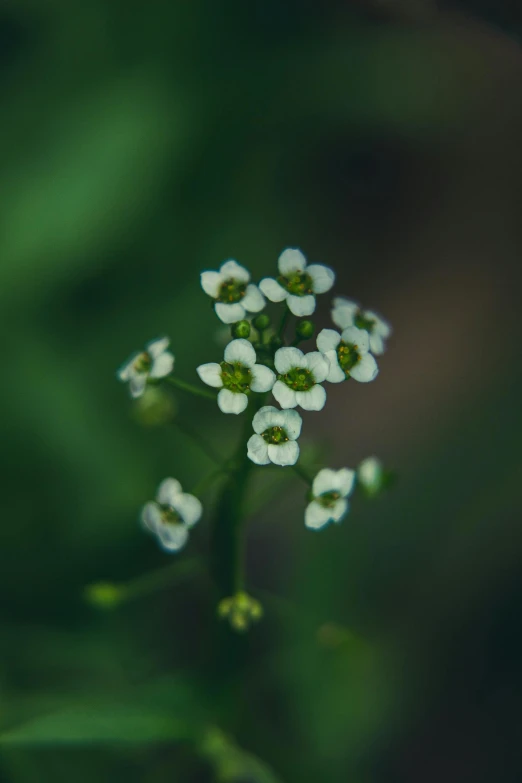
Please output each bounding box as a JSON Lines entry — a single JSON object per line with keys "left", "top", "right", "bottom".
{"left": 2, "top": 1, "right": 522, "bottom": 781}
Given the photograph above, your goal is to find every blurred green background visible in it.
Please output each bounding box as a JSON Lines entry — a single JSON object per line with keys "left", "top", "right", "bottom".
{"left": 2, "top": 1, "right": 522, "bottom": 781}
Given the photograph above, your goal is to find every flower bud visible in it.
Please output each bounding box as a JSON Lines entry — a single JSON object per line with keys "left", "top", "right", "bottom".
{"left": 231, "top": 320, "right": 251, "bottom": 339}
{"left": 295, "top": 319, "right": 315, "bottom": 340}
{"left": 217, "top": 591, "right": 263, "bottom": 632}
{"left": 84, "top": 582, "right": 123, "bottom": 610}
{"left": 252, "top": 313, "right": 271, "bottom": 331}
{"left": 270, "top": 335, "right": 284, "bottom": 351}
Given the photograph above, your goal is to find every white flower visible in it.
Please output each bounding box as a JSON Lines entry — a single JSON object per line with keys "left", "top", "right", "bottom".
{"left": 317, "top": 326, "right": 378, "bottom": 383}
{"left": 272, "top": 347, "right": 329, "bottom": 411}
{"left": 357, "top": 456, "right": 384, "bottom": 496}
{"left": 305, "top": 468, "right": 355, "bottom": 530}
{"left": 247, "top": 405, "right": 302, "bottom": 466}
{"left": 331, "top": 297, "right": 391, "bottom": 355}
{"left": 117, "top": 336, "right": 175, "bottom": 398}
{"left": 196, "top": 339, "right": 276, "bottom": 415}
{"left": 259, "top": 248, "right": 335, "bottom": 316}
{"left": 141, "top": 478, "right": 202, "bottom": 553}
{"left": 200, "top": 259, "right": 265, "bottom": 324}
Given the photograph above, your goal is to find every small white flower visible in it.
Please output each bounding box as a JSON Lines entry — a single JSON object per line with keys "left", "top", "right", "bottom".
{"left": 357, "top": 456, "right": 384, "bottom": 496}
{"left": 141, "top": 478, "right": 202, "bottom": 553}
{"left": 247, "top": 405, "right": 302, "bottom": 466}
{"left": 200, "top": 259, "right": 265, "bottom": 324}
{"left": 196, "top": 339, "right": 276, "bottom": 415}
{"left": 317, "top": 326, "right": 378, "bottom": 383}
{"left": 259, "top": 248, "right": 335, "bottom": 317}
{"left": 331, "top": 297, "right": 391, "bottom": 355}
{"left": 117, "top": 336, "right": 175, "bottom": 398}
{"left": 272, "top": 347, "right": 329, "bottom": 411}
{"left": 305, "top": 467, "right": 355, "bottom": 530}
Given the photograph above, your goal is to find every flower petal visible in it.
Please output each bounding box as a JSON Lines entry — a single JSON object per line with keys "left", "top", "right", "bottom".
{"left": 306, "top": 351, "right": 330, "bottom": 383}
{"left": 218, "top": 388, "right": 248, "bottom": 414}
{"left": 307, "top": 264, "right": 335, "bottom": 294}
{"left": 357, "top": 457, "right": 383, "bottom": 489}
{"left": 174, "top": 493, "right": 202, "bottom": 527}
{"left": 242, "top": 284, "right": 265, "bottom": 313}
{"left": 304, "top": 501, "right": 333, "bottom": 530}
{"left": 278, "top": 247, "right": 307, "bottom": 275}
{"left": 331, "top": 297, "right": 359, "bottom": 329}
{"left": 224, "top": 338, "right": 256, "bottom": 368}
{"left": 259, "top": 277, "right": 287, "bottom": 302}
{"left": 296, "top": 384, "right": 326, "bottom": 411}
{"left": 274, "top": 347, "right": 305, "bottom": 374}
{"left": 268, "top": 440, "right": 299, "bottom": 466}
{"left": 200, "top": 271, "right": 222, "bottom": 298}
{"left": 156, "top": 477, "right": 183, "bottom": 506}
{"left": 350, "top": 353, "right": 378, "bottom": 382}
{"left": 365, "top": 310, "right": 392, "bottom": 338}
{"left": 146, "top": 336, "right": 170, "bottom": 358}
{"left": 325, "top": 351, "right": 345, "bottom": 383}
{"left": 252, "top": 405, "right": 280, "bottom": 434}
{"left": 250, "top": 364, "right": 276, "bottom": 393}
{"left": 197, "top": 363, "right": 223, "bottom": 388}
{"left": 214, "top": 302, "right": 246, "bottom": 324}
{"left": 341, "top": 326, "right": 370, "bottom": 353}
{"left": 272, "top": 380, "right": 298, "bottom": 409}
{"left": 280, "top": 408, "right": 302, "bottom": 440}
{"left": 141, "top": 502, "right": 161, "bottom": 532}
{"left": 335, "top": 468, "right": 356, "bottom": 497}
{"left": 316, "top": 328, "right": 341, "bottom": 354}
{"left": 369, "top": 333, "right": 385, "bottom": 355}
{"left": 247, "top": 434, "right": 270, "bottom": 465}
{"left": 287, "top": 294, "right": 315, "bottom": 317}
{"left": 117, "top": 353, "right": 140, "bottom": 382}
{"left": 149, "top": 351, "right": 175, "bottom": 379}
{"left": 219, "top": 259, "right": 250, "bottom": 283}
{"left": 129, "top": 375, "right": 147, "bottom": 398}
{"left": 331, "top": 498, "right": 348, "bottom": 523}
{"left": 156, "top": 522, "right": 189, "bottom": 552}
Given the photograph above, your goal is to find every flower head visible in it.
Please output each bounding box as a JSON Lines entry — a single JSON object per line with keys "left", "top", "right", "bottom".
{"left": 201, "top": 260, "right": 265, "bottom": 324}
{"left": 317, "top": 327, "right": 378, "bottom": 383}
{"left": 141, "top": 478, "right": 202, "bottom": 553}
{"left": 357, "top": 456, "right": 385, "bottom": 497}
{"left": 272, "top": 347, "right": 329, "bottom": 411}
{"left": 259, "top": 248, "right": 335, "bottom": 316}
{"left": 117, "top": 336, "right": 174, "bottom": 398}
{"left": 305, "top": 468, "right": 355, "bottom": 530}
{"left": 247, "top": 405, "right": 302, "bottom": 466}
{"left": 197, "top": 339, "right": 276, "bottom": 414}
{"left": 331, "top": 297, "right": 391, "bottom": 355}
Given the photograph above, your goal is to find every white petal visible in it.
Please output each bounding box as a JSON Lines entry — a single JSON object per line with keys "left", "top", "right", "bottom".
{"left": 365, "top": 310, "right": 392, "bottom": 339}
{"left": 200, "top": 271, "right": 222, "bottom": 298}
{"left": 252, "top": 405, "right": 280, "bottom": 434}
{"left": 218, "top": 388, "right": 248, "bottom": 414}
{"left": 268, "top": 440, "right": 299, "bottom": 466}
{"left": 350, "top": 353, "right": 379, "bottom": 383}
{"left": 259, "top": 277, "right": 287, "bottom": 302}
{"left": 146, "top": 336, "right": 170, "bottom": 358}
{"left": 141, "top": 502, "right": 161, "bottom": 532}
{"left": 331, "top": 298, "right": 359, "bottom": 329}
{"left": 274, "top": 347, "right": 305, "bottom": 374}
{"left": 325, "top": 351, "right": 346, "bottom": 383}
{"left": 250, "top": 364, "right": 276, "bottom": 392}
{"left": 196, "top": 363, "right": 223, "bottom": 388}
{"left": 272, "top": 380, "right": 298, "bottom": 409}
{"left": 174, "top": 493, "right": 202, "bottom": 527}
{"left": 219, "top": 259, "right": 250, "bottom": 283}
{"left": 331, "top": 498, "right": 348, "bottom": 523}
{"left": 156, "top": 522, "right": 189, "bottom": 552}
{"left": 214, "top": 302, "right": 246, "bottom": 324}
{"left": 369, "top": 333, "right": 385, "bottom": 355}
{"left": 358, "top": 457, "right": 382, "bottom": 488}
{"left": 280, "top": 408, "right": 302, "bottom": 440}
{"left": 156, "top": 477, "right": 183, "bottom": 506}
{"left": 242, "top": 284, "right": 265, "bottom": 313}
{"left": 129, "top": 375, "right": 147, "bottom": 398}
{"left": 149, "top": 351, "right": 175, "bottom": 379}
{"left": 278, "top": 248, "right": 307, "bottom": 275}
{"left": 307, "top": 264, "right": 335, "bottom": 294}
{"left": 335, "top": 468, "right": 356, "bottom": 497}
{"left": 304, "top": 501, "right": 333, "bottom": 530}
{"left": 224, "top": 338, "right": 256, "bottom": 368}
{"left": 316, "top": 328, "right": 341, "bottom": 354}
{"left": 296, "top": 384, "right": 326, "bottom": 411}
{"left": 117, "top": 353, "right": 140, "bottom": 381}
{"left": 287, "top": 294, "right": 315, "bottom": 317}
{"left": 341, "top": 326, "right": 370, "bottom": 353}
{"left": 247, "top": 434, "right": 270, "bottom": 465}
{"left": 306, "top": 351, "right": 330, "bottom": 383}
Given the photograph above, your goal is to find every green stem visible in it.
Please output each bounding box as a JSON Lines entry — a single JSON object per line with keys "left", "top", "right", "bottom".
{"left": 277, "top": 306, "right": 291, "bottom": 340}
{"left": 172, "top": 417, "right": 223, "bottom": 467}
{"left": 165, "top": 375, "right": 217, "bottom": 402}
{"left": 292, "top": 462, "right": 314, "bottom": 486}
{"left": 191, "top": 468, "right": 228, "bottom": 498}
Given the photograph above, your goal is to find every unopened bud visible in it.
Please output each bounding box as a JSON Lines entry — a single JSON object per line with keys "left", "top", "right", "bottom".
{"left": 295, "top": 319, "right": 315, "bottom": 340}
{"left": 252, "top": 313, "right": 271, "bottom": 331}
{"left": 231, "top": 320, "right": 251, "bottom": 339}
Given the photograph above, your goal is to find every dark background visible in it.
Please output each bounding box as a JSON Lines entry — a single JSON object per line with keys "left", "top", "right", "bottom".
{"left": 1, "top": 1, "right": 522, "bottom": 781}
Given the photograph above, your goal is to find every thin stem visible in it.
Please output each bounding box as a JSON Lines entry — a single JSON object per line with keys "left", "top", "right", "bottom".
{"left": 172, "top": 417, "right": 223, "bottom": 467}
{"left": 277, "top": 306, "right": 291, "bottom": 340}
{"left": 165, "top": 375, "right": 217, "bottom": 402}
{"left": 292, "top": 462, "right": 314, "bottom": 486}
{"left": 191, "top": 468, "right": 228, "bottom": 498}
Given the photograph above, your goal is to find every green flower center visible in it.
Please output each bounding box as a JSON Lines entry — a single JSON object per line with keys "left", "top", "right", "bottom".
{"left": 354, "top": 311, "right": 376, "bottom": 333}
{"left": 133, "top": 352, "right": 152, "bottom": 373}
{"left": 218, "top": 277, "right": 247, "bottom": 304}
{"left": 317, "top": 491, "right": 341, "bottom": 509}
{"left": 280, "top": 366, "right": 315, "bottom": 392}
{"left": 336, "top": 341, "right": 360, "bottom": 378}
{"left": 277, "top": 271, "right": 313, "bottom": 297}
{"left": 262, "top": 426, "right": 289, "bottom": 444}
{"left": 220, "top": 361, "right": 252, "bottom": 394}
{"left": 159, "top": 504, "right": 182, "bottom": 525}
